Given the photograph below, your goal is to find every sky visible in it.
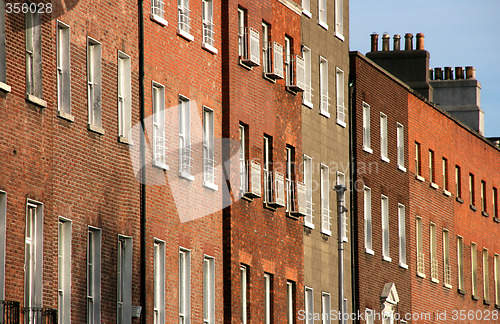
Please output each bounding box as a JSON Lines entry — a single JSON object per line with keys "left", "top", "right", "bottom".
{"left": 349, "top": 0, "right": 500, "bottom": 137}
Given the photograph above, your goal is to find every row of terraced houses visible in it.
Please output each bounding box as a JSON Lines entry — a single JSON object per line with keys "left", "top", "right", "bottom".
{"left": 0, "top": 0, "right": 499, "bottom": 323}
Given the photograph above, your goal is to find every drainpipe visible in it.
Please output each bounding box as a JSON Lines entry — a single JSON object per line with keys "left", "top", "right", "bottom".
{"left": 138, "top": 0, "right": 146, "bottom": 322}
{"left": 335, "top": 184, "right": 348, "bottom": 324}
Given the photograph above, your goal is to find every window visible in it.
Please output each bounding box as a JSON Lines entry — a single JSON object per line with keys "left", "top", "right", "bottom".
{"left": 261, "top": 22, "right": 269, "bottom": 75}
{"left": 87, "top": 38, "right": 102, "bottom": 131}
{"left": 430, "top": 223, "right": 438, "bottom": 282}
{"left": 179, "top": 96, "right": 192, "bottom": 178}
{"left": 494, "top": 187, "right": 498, "bottom": 218}
{"left": 481, "top": 180, "right": 487, "bottom": 213}
{"left": 398, "top": 204, "right": 406, "bottom": 267}
{"left": 264, "top": 273, "right": 272, "bottom": 324}
{"left": 362, "top": 102, "right": 371, "bottom": 151}
{"left": 151, "top": 0, "right": 167, "bottom": 26}
{"left": 428, "top": 150, "right": 435, "bottom": 184}
{"left": 287, "top": 281, "right": 295, "bottom": 324}
{"left": 58, "top": 218, "right": 72, "bottom": 324}
{"left": 495, "top": 254, "right": 500, "bottom": 306}
{"left": 152, "top": 83, "right": 167, "bottom": 169}
{"left": 416, "top": 217, "right": 424, "bottom": 276}
{"left": 203, "top": 256, "right": 215, "bottom": 324}
{"left": 153, "top": 240, "right": 165, "bottom": 324}
{"left": 202, "top": 0, "right": 215, "bottom": 50}
{"left": 456, "top": 165, "right": 462, "bottom": 199}
{"left": 365, "top": 309, "right": 374, "bottom": 324}
{"left": 0, "top": 192, "right": 5, "bottom": 300}
{"left": 286, "top": 146, "right": 295, "bottom": 213}
{"left": 415, "top": 142, "right": 422, "bottom": 177}
{"left": 381, "top": 195, "right": 390, "bottom": 261}
{"left": 471, "top": 242, "right": 477, "bottom": 297}
{"left": 25, "top": 201, "right": 43, "bottom": 323}
{"left": 322, "top": 292, "right": 331, "bottom": 324}
{"left": 469, "top": 173, "right": 476, "bottom": 207}
{"left": 0, "top": 0, "right": 6, "bottom": 85}
{"left": 117, "top": 236, "right": 132, "bottom": 324}
{"left": 87, "top": 227, "right": 101, "bottom": 324}
{"left": 239, "top": 124, "right": 248, "bottom": 193}
{"left": 483, "top": 249, "right": 490, "bottom": 302}
{"left": 380, "top": 113, "right": 388, "bottom": 161}
{"left": 304, "top": 287, "right": 313, "bottom": 324}
{"left": 57, "top": 22, "right": 71, "bottom": 116}
{"left": 457, "top": 236, "right": 464, "bottom": 291}
{"left": 285, "top": 36, "right": 292, "bottom": 87}
{"left": 334, "top": 0, "right": 343, "bottom": 39}
{"left": 319, "top": 56, "right": 329, "bottom": 116}
{"left": 302, "top": 46, "right": 312, "bottom": 106}
{"left": 118, "top": 52, "right": 131, "bottom": 140}
{"left": 25, "top": 10, "right": 42, "bottom": 99}
{"left": 240, "top": 265, "right": 248, "bottom": 324}
{"left": 318, "top": 0, "right": 327, "bottom": 28}
{"left": 177, "top": 0, "right": 192, "bottom": 39}
{"left": 238, "top": 8, "right": 246, "bottom": 57}
{"left": 203, "top": 108, "right": 216, "bottom": 188}
{"left": 397, "top": 123, "right": 405, "bottom": 170}
{"left": 336, "top": 68, "right": 346, "bottom": 126}
{"left": 302, "top": 0, "right": 311, "bottom": 15}
{"left": 364, "top": 186, "right": 372, "bottom": 254}
{"left": 443, "top": 230, "right": 451, "bottom": 287}
{"left": 303, "top": 155, "right": 313, "bottom": 227}
{"left": 442, "top": 158, "right": 449, "bottom": 192}
{"left": 263, "top": 135, "right": 273, "bottom": 204}
{"left": 320, "top": 164, "right": 331, "bottom": 235}
{"left": 179, "top": 248, "right": 191, "bottom": 324}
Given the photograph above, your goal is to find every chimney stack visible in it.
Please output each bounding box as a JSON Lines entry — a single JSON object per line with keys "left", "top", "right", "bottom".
{"left": 444, "top": 67, "right": 453, "bottom": 80}
{"left": 416, "top": 33, "right": 425, "bottom": 50}
{"left": 429, "top": 69, "right": 434, "bottom": 80}
{"left": 404, "top": 33, "right": 413, "bottom": 50}
{"left": 393, "top": 34, "right": 401, "bottom": 51}
{"left": 466, "top": 66, "right": 476, "bottom": 79}
{"left": 382, "top": 33, "right": 390, "bottom": 51}
{"left": 455, "top": 67, "right": 464, "bottom": 80}
{"left": 370, "top": 33, "right": 379, "bottom": 52}
{"left": 434, "top": 67, "right": 443, "bottom": 80}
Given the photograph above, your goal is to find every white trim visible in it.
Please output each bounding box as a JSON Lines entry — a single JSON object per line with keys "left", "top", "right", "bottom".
{"left": 416, "top": 175, "right": 425, "bottom": 182}
{"left": 363, "top": 147, "right": 373, "bottom": 154}
{"left": 320, "top": 109, "right": 330, "bottom": 118}
{"left": 399, "top": 262, "right": 408, "bottom": 269}
{"left": 335, "top": 32, "right": 345, "bottom": 42}
{"left": 365, "top": 248, "right": 374, "bottom": 255}
{"left": 177, "top": 29, "right": 194, "bottom": 42}
{"left": 430, "top": 182, "right": 439, "bottom": 189}
{"left": 202, "top": 42, "right": 218, "bottom": 55}
{"left": 381, "top": 156, "right": 390, "bottom": 163}
{"left": 443, "top": 190, "right": 451, "bottom": 197}
{"left": 382, "top": 256, "right": 392, "bottom": 262}
{"left": 151, "top": 13, "right": 169, "bottom": 27}
{"left": 302, "top": 9, "right": 312, "bottom": 18}
{"left": 318, "top": 20, "right": 328, "bottom": 30}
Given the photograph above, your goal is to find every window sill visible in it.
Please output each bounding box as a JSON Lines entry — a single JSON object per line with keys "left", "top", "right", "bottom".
{"left": 203, "top": 181, "right": 218, "bottom": 191}
{"left": 319, "top": 109, "right": 330, "bottom": 118}
{"left": 238, "top": 59, "right": 253, "bottom": 70}
{"left": 363, "top": 147, "right": 373, "bottom": 154}
{"left": 302, "top": 99, "right": 313, "bottom": 109}
{"left": 302, "top": 9, "right": 312, "bottom": 18}
{"left": 263, "top": 203, "right": 277, "bottom": 211}
{"left": 26, "top": 93, "right": 47, "bottom": 108}
{"left": 318, "top": 20, "right": 328, "bottom": 30}
{"left": 335, "top": 32, "right": 345, "bottom": 42}
{"left": 456, "top": 197, "right": 464, "bottom": 204}
{"left": 150, "top": 14, "right": 168, "bottom": 27}
{"left": 57, "top": 110, "right": 75, "bottom": 122}
{"left": 0, "top": 81, "right": 11, "bottom": 93}
{"left": 321, "top": 229, "right": 332, "bottom": 236}
{"left": 285, "top": 86, "right": 298, "bottom": 95}
{"left": 241, "top": 194, "right": 253, "bottom": 202}
{"left": 179, "top": 171, "right": 195, "bottom": 181}
{"left": 470, "top": 204, "right": 477, "bottom": 212}
{"left": 482, "top": 211, "right": 489, "bottom": 217}
{"left": 153, "top": 160, "right": 169, "bottom": 171}
{"left": 398, "top": 165, "right": 407, "bottom": 172}
{"left": 202, "top": 42, "right": 218, "bottom": 55}
{"left": 399, "top": 262, "right": 408, "bottom": 269}
{"left": 494, "top": 217, "right": 499, "bottom": 223}
{"left": 472, "top": 295, "right": 479, "bottom": 301}
{"left": 484, "top": 299, "right": 491, "bottom": 306}
{"left": 336, "top": 119, "right": 346, "bottom": 128}
{"left": 495, "top": 304, "right": 500, "bottom": 310}
{"left": 304, "top": 221, "right": 315, "bottom": 230}
{"left": 381, "top": 156, "right": 390, "bottom": 163}
{"left": 177, "top": 29, "right": 194, "bottom": 42}
{"left": 365, "top": 248, "right": 374, "bottom": 255}
{"left": 417, "top": 272, "right": 426, "bottom": 278}
{"left": 430, "top": 182, "right": 439, "bottom": 190}
{"left": 457, "top": 288, "right": 465, "bottom": 295}
{"left": 382, "top": 255, "right": 392, "bottom": 262}
{"left": 443, "top": 190, "right": 451, "bottom": 197}
{"left": 431, "top": 277, "right": 439, "bottom": 284}
{"left": 118, "top": 136, "right": 133, "bottom": 145}
{"left": 88, "top": 123, "right": 105, "bottom": 135}
{"left": 415, "top": 175, "right": 425, "bottom": 182}
{"left": 443, "top": 283, "right": 452, "bottom": 289}
{"left": 263, "top": 74, "right": 277, "bottom": 83}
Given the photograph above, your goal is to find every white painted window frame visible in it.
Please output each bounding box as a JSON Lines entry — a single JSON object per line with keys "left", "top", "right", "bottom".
{"left": 179, "top": 247, "right": 191, "bottom": 324}
{"left": 58, "top": 217, "right": 72, "bottom": 324}
{"left": 381, "top": 195, "right": 390, "bottom": 262}
{"left": 154, "top": 239, "right": 165, "bottom": 324}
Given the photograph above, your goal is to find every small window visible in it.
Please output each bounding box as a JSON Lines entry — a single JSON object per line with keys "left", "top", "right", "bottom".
{"left": 483, "top": 249, "right": 490, "bottom": 302}
{"left": 177, "top": 0, "right": 192, "bottom": 39}
{"left": 302, "top": 46, "right": 312, "bottom": 106}
{"left": 430, "top": 223, "right": 438, "bottom": 282}
{"left": 179, "top": 248, "right": 191, "bottom": 324}
{"left": 398, "top": 204, "right": 406, "bottom": 267}
{"left": 456, "top": 165, "right": 462, "bottom": 198}
{"left": 261, "top": 22, "right": 269, "bottom": 75}
{"left": 263, "top": 135, "right": 273, "bottom": 204}
{"left": 203, "top": 256, "right": 215, "bottom": 324}
{"left": 494, "top": 254, "right": 500, "bottom": 306}
{"left": 320, "top": 164, "right": 331, "bottom": 235}
{"left": 321, "top": 292, "right": 331, "bottom": 324}
{"left": 318, "top": 0, "right": 327, "bottom": 29}
{"left": 25, "top": 201, "right": 44, "bottom": 317}
{"left": 285, "top": 146, "right": 295, "bottom": 213}
{"left": 364, "top": 186, "right": 372, "bottom": 254}
{"left": 202, "top": 0, "right": 215, "bottom": 48}
{"left": 457, "top": 236, "right": 464, "bottom": 291}
{"left": 285, "top": 36, "right": 292, "bottom": 87}
{"left": 428, "top": 150, "right": 435, "bottom": 184}
{"left": 87, "top": 38, "right": 102, "bottom": 131}
{"left": 238, "top": 8, "right": 246, "bottom": 57}
{"left": 58, "top": 218, "right": 72, "bottom": 324}
{"left": 471, "top": 242, "right": 477, "bottom": 297}
{"left": 264, "top": 273, "right": 272, "bottom": 324}
{"left": 334, "top": 0, "right": 343, "bottom": 39}
{"left": 287, "top": 281, "right": 295, "bottom": 324}
{"left": 336, "top": 68, "right": 346, "bottom": 126}
{"left": 57, "top": 22, "right": 71, "bottom": 116}
{"left": 87, "top": 227, "right": 101, "bottom": 324}
{"left": 153, "top": 240, "right": 165, "bottom": 324}
{"left": 415, "top": 142, "right": 421, "bottom": 177}
{"left": 179, "top": 96, "right": 192, "bottom": 178}
{"left": 117, "top": 236, "right": 133, "bottom": 324}
{"left": 152, "top": 83, "right": 167, "bottom": 169}
{"left": 442, "top": 158, "right": 449, "bottom": 192}
{"left": 380, "top": 113, "right": 388, "bottom": 161}
{"left": 25, "top": 10, "right": 42, "bottom": 99}
{"left": 493, "top": 187, "right": 498, "bottom": 218}
{"left": 303, "top": 155, "right": 313, "bottom": 227}
{"left": 443, "top": 230, "right": 451, "bottom": 287}
{"left": 0, "top": 192, "right": 5, "bottom": 299}
{"left": 239, "top": 124, "right": 248, "bottom": 194}
{"left": 416, "top": 217, "right": 424, "bottom": 276}
{"left": 319, "top": 56, "right": 329, "bottom": 116}
{"left": 118, "top": 52, "right": 132, "bottom": 140}
{"left": 469, "top": 173, "right": 476, "bottom": 207}
{"left": 362, "top": 102, "right": 371, "bottom": 151}
{"left": 397, "top": 123, "right": 405, "bottom": 170}
{"left": 381, "top": 195, "right": 390, "bottom": 261}
{"left": 0, "top": 2, "right": 6, "bottom": 84}
{"left": 481, "top": 180, "right": 487, "bottom": 213}
{"left": 365, "top": 309, "right": 374, "bottom": 324}
{"left": 240, "top": 265, "right": 248, "bottom": 324}
{"left": 151, "top": 0, "right": 167, "bottom": 26}
{"left": 304, "top": 286, "right": 313, "bottom": 324}
{"left": 302, "top": 0, "right": 311, "bottom": 15}
{"left": 203, "top": 108, "right": 216, "bottom": 188}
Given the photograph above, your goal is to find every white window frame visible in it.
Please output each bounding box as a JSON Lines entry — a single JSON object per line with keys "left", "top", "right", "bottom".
{"left": 264, "top": 273, "right": 271, "bottom": 324}
{"left": 118, "top": 51, "right": 132, "bottom": 141}
{"left": 202, "top": 0, "right": 216, "bottom": 53}
{"left": 484, "top": 248, "right": 490, "bottom": 302}
{"left": 481, "top": 180, "right": 487, "bottom": 213}
{"left": 334, "top": 0, "right": 344, "bottom": 40}
{"left": 177, "top": 0, "right": 193, "bottom": 41}
{"left": 302, "top": 0, "right": 311, "bottom": 17}
{"left": 336, "top": 68, "right": 346, "bottom": 127}
{"left": 493, "top": 187, "right": 498, "bottom": 218}
{"left": 58, "top": 217, "right": 72, "bottom": 324}
{"left": 397, "top": 123, "right": 405, "bottom": 171}
{"left": 154, "top": 239, "right": 165, "bottom": 324}
{"left": 25, "top": 10, "right": 42, "bottom": 100}
{"left": 203, "top": 107, "right": 217, "bottom": 190}
{"left": 152, "top": 82, "right": 168, "bottom": 170}
{"left": 457, "top": 236, "right": 464, "bottom": 290}
{"left": 179, "top": 247, "right": 191, "bottom": 324}
{"left": 319, "top": 56, "right": 329, "bottom": 117}
{"left": 0, "top": 0, "right": 6, "bottom": 86}
{"left": 430, "top": 223, "right": 438, "bottom": 282}
{"left": 398, "top": 204, "right": 407, "bottom": 268}
{"left": 238, "top": 8, "right": 246, "bottom": 58}
{"left": 240, "top": 265, "right": 248, "bottom": 324}
{"left": 429, "top": 150, "right": 436, "bottom": 185}
{"left": 0, "top": 191, "right": 6, "bottom": 300}
{"left": 416, "top": 217, "right": 425, "bottom": 277}
{"left": 469, "top": 173, "right": 475, "bottom": 206}
{"left": 203, "top": 255, "right": 215, "bottom": 324}
{"left": 442, "top": 158, "right": 449, "bottom": 193}
{"left": 455, "top": 165, "right": 462, "bottom": 198}
{"left": 179, "top": 96, "right": 193, "bottom": 180}
{"left": 305, "top": 286, "right": 313, "bottom": 324}
{"left": 239, "top": 124, "right": 247, "bottom": 194}
{"left": 25, "top": 200, "right": 43, "bottom": 320}
{"left": 415, "top": 142, "right": 422, "bottom": 178}
{"left": 287, "top": 281, "right": 294, "bottom": 324}
{"left": 380, "top": 113, "right": 388, "bottom": 162}
{"left": 443, "top": 230, "right": 451, "bottom": 288}
{"left": 471, "top": 242, "right": 477, "bottom": 297}
{"left": 362, "top": 102, "right": 372, "bottom": 152}
{"left": 302, "top": 46, "right": 312, "bottom": 108}
{"left": 494, "top": 253, "right": 500, "bottom": 306}
{"left": 285, "top": 36, "right": 292, "bottom": 87}
{"left": 286, "top": 146, "right": 294, "bottom": 213}
{"left": 365, "top": 308, "right": 374, "bottom": 324}
{"left": 261, "top": 22, "right": 269, "bottom": 76}
{"left": 151, "top": 0, "right": 168, "bottom": 26}
{"left": 381, "top": 195, "right": 390, "bottom": 261}
{"left": 364, "top": 186, "right": 373, "bottom": 254}
{"left": 318, "top": 0, "right": 327, "bottom": 29}
{"left": 87, "top": 226, "right": 101, "bottom": 324}
{"left": 87, "top": 37, "right": 103, "bottom": 132}
{"left": 57, "top": 21, "right": 72, "bottom": 118}
{"left": 263, "top": 135, "right": 272, "bottom": 204}
{"left": 303, "top": 155, "right": 314, "bottom": 228}
{"left": 117, "top": 235, "right": 133, "bottom": 324}
{"left": 321, "top": 292, "right": 331, "bottom": 324}
{"left": 320, "top": 164, "right": 331, "bottom": 236}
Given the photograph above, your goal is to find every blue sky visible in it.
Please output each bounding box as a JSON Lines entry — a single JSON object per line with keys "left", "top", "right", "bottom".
{"left": 349, "top": 0, "right": 500, "bottom": 137}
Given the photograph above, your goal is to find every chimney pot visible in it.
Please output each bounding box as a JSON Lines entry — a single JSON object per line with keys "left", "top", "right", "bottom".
{"left": 444, "top": 67, "right": 453, "bottom": 80}
{"left": 434, "top": 67, "right": 443, "bottom": 80}
{"left": 429, "top": 68, "right": 434, "bottom": 80}
{"left": 455, "top": 67, "right": 464, "bottom": 79}
{"left": 370, "top": 33, "right": 379, "bottom": 52}
{"left": 466, "top": 66, "right": 476, "bottom": 79}
{"left": 404, "top": 33, "right": 413, "bottom": 50}
{"left": 416, "top": 33, "right": 425, "bottom": 50}
{"left": 382, "top": 33, "right": 390, "bottom": 51}
{"left": 393, "top": 34, "right": 401, "bottom": 51}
